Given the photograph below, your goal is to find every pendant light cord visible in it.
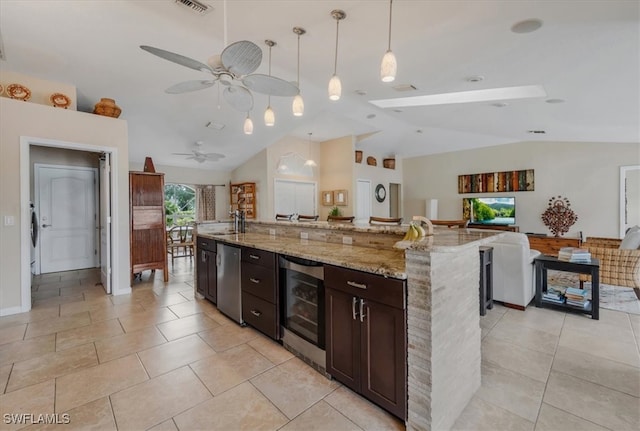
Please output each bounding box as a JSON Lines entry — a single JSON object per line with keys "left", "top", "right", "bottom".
{"left": 297, "top": 34, "right": 301, "bottom": 85}
{"left": 223, "top": 0, "right": 228, "bottom": 47}
{"left": 268, "top": 45, "right": 272, "bottom": 106}
{"left": 333, "top": 19, "right": 340, "bottom": 75}
{"left": 387, "top": 0, "right": 393, "bottom": 51}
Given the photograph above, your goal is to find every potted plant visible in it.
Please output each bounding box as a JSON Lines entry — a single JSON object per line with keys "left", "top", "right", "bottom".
{"left": 329, "top": 206, "right": 342, "bottom": 217}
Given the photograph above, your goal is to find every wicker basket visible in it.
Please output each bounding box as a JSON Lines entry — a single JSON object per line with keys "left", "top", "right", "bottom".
{"left": 383, "top": 158, "right": 396, "bottom": 169}
{"left": 366, "top": 156, "right": 377, "bottom": 166}
{"left": 355, "top": 150, "right": 363, "bottom": 163}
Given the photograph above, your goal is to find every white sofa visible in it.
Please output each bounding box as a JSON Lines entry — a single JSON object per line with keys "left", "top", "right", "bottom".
{"left": 490, "top": 232, "right": 541, "bottom": 309}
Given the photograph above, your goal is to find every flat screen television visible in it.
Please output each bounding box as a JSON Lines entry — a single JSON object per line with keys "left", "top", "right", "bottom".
{"left": 463, "top": 197, "right": 516, "bottom": 225}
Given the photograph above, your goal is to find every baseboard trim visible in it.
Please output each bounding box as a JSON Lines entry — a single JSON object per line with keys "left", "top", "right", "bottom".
{"left": 494, "top": 301, "right": 526, "bottom": 311}
{"left": 0, "top": 305, "right": 28, "bottom": 317}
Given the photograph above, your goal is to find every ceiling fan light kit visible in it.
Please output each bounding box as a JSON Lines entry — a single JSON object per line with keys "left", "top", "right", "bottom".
{"left": 329, "top": 9, "right": 346, "bottom": 101}
{"left": 380, "top": 0, "right": 397, "bottom": 82}
{"left": 264, "top": 104, "right": 275, "bottom": 127}
{"left": 243, "top": 113, "right": 254, "bottom": 135}
{"left": 292, "top": 27, "right": 305, "bottom": 116}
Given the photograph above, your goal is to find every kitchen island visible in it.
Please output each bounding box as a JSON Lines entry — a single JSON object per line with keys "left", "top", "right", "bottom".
{"left": 197, "top": 220, "right": 504, "bottom": 431}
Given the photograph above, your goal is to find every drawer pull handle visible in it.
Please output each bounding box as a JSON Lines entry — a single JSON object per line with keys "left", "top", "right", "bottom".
{"left": 249, "top": 254, "right": 260, "bottom": 260}
{"left": 250, "top": 277, "right": 260, "bottom": 284}
{"left": 352, "top": 297, "right": 358, "bottom": 320}
{"left": 347, "top": 281, "right": 367, "bottom": 290}
{"left": 359, "top": 298, "right": 366, "bottom": 322}
{"left": 250, "top": 309, "right": 262, "bottom": 317}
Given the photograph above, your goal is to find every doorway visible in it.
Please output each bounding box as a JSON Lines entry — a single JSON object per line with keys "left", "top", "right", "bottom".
{"left": 389, "top": 183, "right": 401, "bottom": 219}
{"left": 356, "top": 179, "right": 372, "bottom": 221}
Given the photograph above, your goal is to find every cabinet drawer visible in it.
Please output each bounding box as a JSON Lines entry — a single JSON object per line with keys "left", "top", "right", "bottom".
{"left": 241, "top": 247, "right": 275, "bottom": 269}
{"left": 324, "top": 265, "right": 405, "bottom": 309}
{"left": 242, "top": 292, "right": 278, "bottom": 339}
{"left": 196, "top": 236, "right": 216, "bottom": 252}
{"left": 241, "top": 262, "right": 276, "bottom": 303}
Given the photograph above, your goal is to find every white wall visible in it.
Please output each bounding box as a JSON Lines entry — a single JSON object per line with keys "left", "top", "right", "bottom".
{"left": 0, "top": 96, "right": 129, "bottom": 314}
{"left": 354, "top": 156, "right": 403, "bottom": 218}
{"left": 402, "top": 141, "right": 640, "bottom": 238}
{"left": 319, "top": 136, "right": 355, "bottom": 220}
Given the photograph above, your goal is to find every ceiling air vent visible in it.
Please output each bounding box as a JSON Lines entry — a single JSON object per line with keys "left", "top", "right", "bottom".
{"left": 174, "top": 0, "right": 213, "bottom": 16}
{"left": 393, "top": 84, "right": 417, "bottom": 92}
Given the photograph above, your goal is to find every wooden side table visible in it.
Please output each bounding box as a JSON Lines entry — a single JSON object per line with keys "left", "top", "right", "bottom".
{"left": 534, "top": 255, "right": 600, "bottom": 320}
{"left": 479, "top": 246, "right": 494, "bottom": 316}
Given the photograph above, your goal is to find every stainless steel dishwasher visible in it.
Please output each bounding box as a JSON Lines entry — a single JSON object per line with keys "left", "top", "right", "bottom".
{"left": 216, "top": 243, "right": 243, "bottom": 324}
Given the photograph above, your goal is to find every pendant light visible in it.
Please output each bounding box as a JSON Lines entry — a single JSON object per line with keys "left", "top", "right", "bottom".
{"left": 380, "top": 0, "right": 397, "bottom": 82}
{"left": 264, "top": 40, "right": 276, "bottom": 126}
{"left": 243, "top": 112, "right": 253, "bottom": 135}
{"left": 304, "top": 132, "right": 317, "bottom": 167}
{"left": 329, "top": 10, "right": 346, "bottom": 101}
{"left": 292, "top": 27, "right": 305, "bottom": 117}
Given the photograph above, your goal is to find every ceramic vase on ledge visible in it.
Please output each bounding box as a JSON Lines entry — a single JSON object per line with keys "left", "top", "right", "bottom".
{"left": 93, "top": 98, "right": 121, "bottom": 118}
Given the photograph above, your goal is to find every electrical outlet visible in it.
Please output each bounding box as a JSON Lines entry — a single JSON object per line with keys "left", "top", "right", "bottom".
{"left": 342, "top": 236, "right": 352, "bottom": 245}
{"left": 269, "top": 229, "right": 276, "bottom": 236}
{"left": 300, "top": 232, "right": 309, "bottom": 239}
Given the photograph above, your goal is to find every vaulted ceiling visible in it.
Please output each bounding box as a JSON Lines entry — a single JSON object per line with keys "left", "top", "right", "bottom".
{"left": 1, "top": 0, "right": 638, "bottom": 170}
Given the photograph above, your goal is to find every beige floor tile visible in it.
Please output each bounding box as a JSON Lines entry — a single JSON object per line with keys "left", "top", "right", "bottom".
{"left": 179, "top": 290, "right": 196, "bottom": 301}
{"left": 251, "top": 357, "right": 339, "bottom": 419}
{"left": 173, "top": 381, "right": 288, "bottom": 431}
{"left": 0, "top": 364, "right": 12, "bottom": 394}
{"left": 88, "top": 302, "right": 145, "bottom": 323}
{"left": 558, "top": 327, "right": 640, "bottom": 368}
{"left": 34, "top": 280, "right": 79, "bottom": 291}
{"left": 630, "top": 313, "right": 640, "bottom": 345}
{"left": 543, "top": 370, "right": 640, "bottom": 431}
{"left": 31, "top": 289, "right": 61, "bottom": 301}
{"left": 32, "top": 294, "right": 85, "bottom": 308}
{"left": 0, "top": 380, "right": 55, "bottom": 431}
{"left": 534, "top": 402, "right": 609, "bottom": 431}
{"left": 593, "top": 307, "right": 635, "bottom": 328}
{"left": 0, "top": 308, "right": 60, "bottom": 331}
{"left": 117, "top": 307, "right": 178, "bottom": 333}
{"left": 58, "top": 296, "right": 112, "bottom": 316}
{"left": 168, "top": 299, "right": 216, "bottom": 318}
{"left": 59, "top": 284, "right": 102, "bottom": 297}
{"left": 141, "top": 293, "right": 188, "bottom": 309}
{"left": 24, "top": 397, "right": 116, "bottom": 431}
{"left": 94, "top": 326, "right": 167, "bottom": 363}
{"left": 6, "top": 344, "right": 97, "bottom": 392}
{"left": 110, "top": 366, "right": 211, "bottom": 430}
{"left": 198, "top": 322, "right": 260, "bottom": 352}
{"left": 203, "top": 308, "right": 238, "bottom": 326}
{"left": 147, "top": 419, "right": 178, "bottom": 431}
{"left": 156, "top": 313, "right": 219, "bottom": 341}
{"left": 563, "top": 312, "right": 635, "bottom": 344}
{"left": 501, "top": 306, "right": 565, "bottom": 336}
{"left": 481, "top": 336, "right": 554, "bottom": 383}
{"left": 552, "top": 346, "right": 640, "bottom": 397}
{"left": 476, "top": 361, "right": 545, "bottom": 422}
{"left": 55, "top": 319, "right": 123, "bottom": 351}
{"left": 451, "top": 396, "right": 534, "bottom": 431}
{"left": 248, "top": 335, "right": 295, "bottom": 365}
{"left": 190, "top": 344, "right": 274, "bottom": 395}
{"left": 324, "top": 386, "right": 405, "bottom": 431}
{"left": 487, "top": 320, "right": 559, "bottom": 355}
{"left": 0, "top": 325, "right": 26, "bottom": 346}
{"left": 55, "top": 354, "right": 148, "bottom": 412}
{"left": 0, "top": 335, "right": 55, "bottom": 367}
{"left": 280, "top": 400, "right": 362, "bottom": 431}
{"left": 138, "top": 334, "right": 215, "bottom": 377}
{"left": 24, "top": 312, "right": 91, "bottom": 340}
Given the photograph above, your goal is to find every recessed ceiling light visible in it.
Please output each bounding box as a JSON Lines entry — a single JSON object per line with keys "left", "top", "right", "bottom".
{"left": 416, "top": 129, "right": 423, "bottom": 134}
{"left": 527, "top": 130, "right": 546, "bottom": 134}
{"left": 546, "top": 98, "right": 565, "bottom": 104}
{"left": 366, "top": 114, "right": 376, "bottom": 119}
{"left": 511, "top": 19, "right": 543, "bottom": 34}
{"left": 392, "top": 84, "right": 417, "bottom": 92}
{"left": 491, "top": 102, "right": 509, "bottom": 108}
{"left": 355, "top": 89, "right": 367, "bottom": 96}
{"left": 393, "top": 109, "right": 403, "bottom": 113}
{"left": 370, "top": 85, "right": 547, "bottom": 108}
{"left": 466, "top": 75, "right": 484, "bottom": 83}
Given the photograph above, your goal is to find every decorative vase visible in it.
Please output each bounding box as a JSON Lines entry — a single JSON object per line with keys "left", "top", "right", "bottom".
{"left": 355, "top": 150, "right": 363, "bottom": 163}
{"left": 383, "top": 158, "right": 396, "bottom": 169}
{"left": 93, "top": 98, "right": 121, "bottom": 118}
{"left": 366, "top": 156, "right": 377, "bottom": 166}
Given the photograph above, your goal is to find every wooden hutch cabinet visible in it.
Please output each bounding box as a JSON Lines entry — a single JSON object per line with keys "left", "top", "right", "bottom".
{"left": 230, "top": 182, "right": 256, "bottom": 219}
{"left": 129, "top": 171, "right": 168, "bottom": 283}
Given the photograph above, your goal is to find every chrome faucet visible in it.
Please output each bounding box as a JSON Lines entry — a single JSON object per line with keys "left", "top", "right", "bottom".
{"left": 230, "top": 209, "right": 246, "bottom": 233}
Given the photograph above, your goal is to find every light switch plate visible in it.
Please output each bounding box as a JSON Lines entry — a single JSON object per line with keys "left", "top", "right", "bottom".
{"left": 300, "top": 232, "right": 309, "bottom": 239}
{"left": 342, "top": 236, "right": 352, "bottom": 245}
{"left": 269, "top": 229, "right": 276, "bottom": 236}
{"left": 4, "top": 215, "right": 15, "bottom": 226}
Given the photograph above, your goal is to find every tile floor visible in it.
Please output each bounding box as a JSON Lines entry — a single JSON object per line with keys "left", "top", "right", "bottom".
{"left": 0, "top": 260, "right": 637, "bottom": 430}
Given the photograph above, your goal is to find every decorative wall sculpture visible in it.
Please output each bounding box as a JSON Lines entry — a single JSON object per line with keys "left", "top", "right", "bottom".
{"left": 458, "top": 169, "right": 534, "bottom": 193}
{"left": 541, "top": 195, "right": 578, "bottom": 237}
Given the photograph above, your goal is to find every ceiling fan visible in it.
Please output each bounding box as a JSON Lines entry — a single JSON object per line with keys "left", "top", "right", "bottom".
{"left": 140, "top": 40, "right": 299, "bottom": 113}
{"left": 172, "top": 142, "right": 225, "bottom": 163}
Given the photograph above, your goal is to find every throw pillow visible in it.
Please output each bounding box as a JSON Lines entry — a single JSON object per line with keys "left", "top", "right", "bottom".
{"left": 625, "top": 225, "right": 640, "bottom": 234}
{"left": 620, "top": 229, "right": 640, "bottom": 250}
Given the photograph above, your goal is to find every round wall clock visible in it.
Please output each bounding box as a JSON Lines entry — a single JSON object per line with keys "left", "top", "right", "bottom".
{"left": 375, "top": 184, "right": 386, "bottom": 202}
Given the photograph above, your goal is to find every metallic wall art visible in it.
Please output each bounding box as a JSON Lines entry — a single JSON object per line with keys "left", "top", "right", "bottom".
{"left": 541, "top": 195, "right": 578, "bottom": 237}
{"left": 458, "top": 169, "right": 534, "bottom": 193}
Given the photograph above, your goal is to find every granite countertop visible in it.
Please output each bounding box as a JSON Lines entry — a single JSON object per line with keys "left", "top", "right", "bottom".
{"left": 197, "top": 232, "right": 408, "bottom": 279}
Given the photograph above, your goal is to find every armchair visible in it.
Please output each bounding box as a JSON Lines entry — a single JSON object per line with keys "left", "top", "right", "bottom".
{"left": 579, "top": 237, "right": 640, "bottom": 299}
{"left": 490, "top": 232, "right": 541, "bottom": 309}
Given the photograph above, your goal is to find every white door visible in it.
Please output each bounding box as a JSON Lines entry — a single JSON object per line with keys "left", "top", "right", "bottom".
{"left": 356, "top": 180, "right": 371, "bottom": 222}
{"left": 36, "top": 165, "right": 98, "bottom": 273}
{"left": 99, "top": 155, "right": 112, "bottom": 293}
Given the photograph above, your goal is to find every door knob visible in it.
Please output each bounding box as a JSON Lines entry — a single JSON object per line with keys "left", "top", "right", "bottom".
{"left": 42, "top": 224, "right": 51, "bottom": 228}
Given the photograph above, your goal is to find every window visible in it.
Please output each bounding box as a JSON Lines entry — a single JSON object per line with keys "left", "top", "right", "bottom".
{"left": 164, "top": 183, "right": 195, "bottom": 226}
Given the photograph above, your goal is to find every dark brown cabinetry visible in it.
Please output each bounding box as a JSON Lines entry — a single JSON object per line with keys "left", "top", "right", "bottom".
{"left": 324, "top": 265, "right": 407, "bottom": 419}
{"left": 241, "top": 246, "right": 279, "bottom": 339}
{"left": 129, "top": 171, "right": 168, "bottom": 283}
{"left": 196, "top": 236, "right": 217, "bottom": 303}
{"left": 230, "top": 182, "right": 256, "bottom": 219}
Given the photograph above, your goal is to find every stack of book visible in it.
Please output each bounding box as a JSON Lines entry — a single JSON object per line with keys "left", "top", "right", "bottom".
{"left": 558, "top": 247, "right": 592, "bottom": 263}
{"left": 542, "top": 286, "right": 566, "bottom": 304}
{"left": 565, "top": 287, "right": 591, "bottom": 308}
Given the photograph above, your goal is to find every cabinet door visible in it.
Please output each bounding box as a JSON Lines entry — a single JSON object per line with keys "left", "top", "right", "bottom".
{"left": 196, "top": 248, "right": 207, "bottom": 296}
{"left": 325, "top": 287, "right": 360, "bottom": 392}
{"left": 360, "top": 299, "right": 407, "bottom": 420}
{"left": 205, "top": 250, "right": 217, "bottom": 304}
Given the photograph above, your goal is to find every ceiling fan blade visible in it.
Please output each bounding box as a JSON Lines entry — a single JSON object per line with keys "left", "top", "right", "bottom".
{"left": 203, "top": 153, "right": 225, "bottom": 159}
{"left": 242, "top": 74, "right": 299, "bottom": 97}
{"left": 140, "top": 45, "right": 213, "bottom": 74}
{"left": 165, "top": 80, "right": 217, "bottom": 94}
{"left": 172, "top": 153, "right": 194, "bottom": 156}
{"left": 223, "top": 86, "right": 254, "bottom": 112}
{"left": 221, "top": 40, "right": 262, "bottom": 77}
